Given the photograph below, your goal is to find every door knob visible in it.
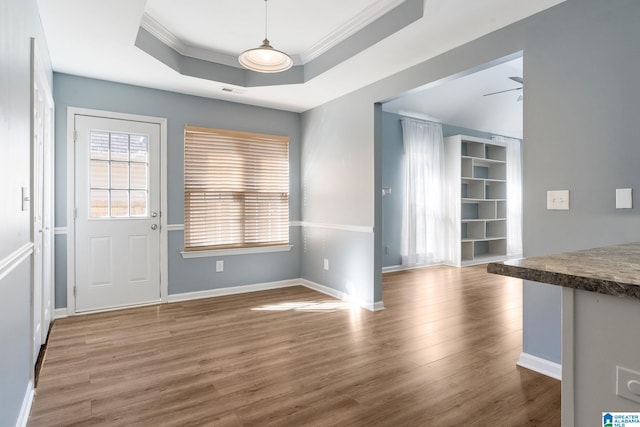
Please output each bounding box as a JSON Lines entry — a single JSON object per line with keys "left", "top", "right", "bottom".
{"left": 151, "top": 224, "right": 158, "bottom": 230}
{"left": 151, "top": 212, "right": 158, "bottom": 218}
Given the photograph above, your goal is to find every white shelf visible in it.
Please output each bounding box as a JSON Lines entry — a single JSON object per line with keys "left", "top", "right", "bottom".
{"left": 445, "top": 135, "right": 514, "bottom": 267}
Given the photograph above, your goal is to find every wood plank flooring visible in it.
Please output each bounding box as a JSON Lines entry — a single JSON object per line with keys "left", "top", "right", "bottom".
{"left": 28, "top": 265, "right": 560, "bottom": 426}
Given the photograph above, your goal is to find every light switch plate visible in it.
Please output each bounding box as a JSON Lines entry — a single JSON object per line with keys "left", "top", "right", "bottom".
{"left": 547, "top": 190, "right": 570, "bottom": 210}
{"left": 617, "top": 366, "right": 640, "bottom": 404}
{"left": 616, "top": 188, "right": 632, "bottom": 209}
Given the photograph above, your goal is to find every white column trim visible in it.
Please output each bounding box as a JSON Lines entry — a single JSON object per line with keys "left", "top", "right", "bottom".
{"left": 293, "top": 221, "right": 374, "bottom": 233}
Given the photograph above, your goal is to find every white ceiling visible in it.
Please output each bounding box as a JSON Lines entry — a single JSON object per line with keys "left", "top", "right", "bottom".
{"left": 384, "top": 56, "right": 524, "bottom": 138}
{"left": 37, "top": 0, "right": 563, "bottom": 115}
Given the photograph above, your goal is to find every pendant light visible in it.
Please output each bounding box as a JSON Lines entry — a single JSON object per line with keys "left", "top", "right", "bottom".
{"left": 238, "top": 0, "right": 292, "bottom": 73}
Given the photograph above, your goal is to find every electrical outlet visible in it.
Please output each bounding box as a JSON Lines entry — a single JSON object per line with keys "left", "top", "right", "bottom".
{"left": 216, "top": 260, "right": 224, "bottom": 272}
{"left": 547, "top": 190, "right": 569, "bottom": 210}
{"left": 323, "top": 259, "right": 329, "bottom": 271}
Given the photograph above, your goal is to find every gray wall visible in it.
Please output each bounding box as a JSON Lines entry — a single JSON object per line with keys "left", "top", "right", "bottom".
{"left": 53, "top": 74, "right": 301, "bottom": 307}
{"left": 301, "top": 96, "right": 378, "bottom": 305}
{"left": 381, "top": 111, "right": 505, "bottom": 268}
{"left": 0, "top": 0, "right": 52, "bottom": 425}
{"left": 302, "top": 0, "right": 640, "bottom": 365}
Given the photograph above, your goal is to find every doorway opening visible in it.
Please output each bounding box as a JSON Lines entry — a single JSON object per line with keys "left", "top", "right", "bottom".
{"left": 380, "top": 54, "right": 524, "bottom": 272}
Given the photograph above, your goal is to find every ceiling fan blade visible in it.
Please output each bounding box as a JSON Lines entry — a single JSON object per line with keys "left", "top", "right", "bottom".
{"left": 509, "top": 76, "right": 524, "bottom": 84}
{"left": 483, "top": 87, "right": 523, "bottom": 96}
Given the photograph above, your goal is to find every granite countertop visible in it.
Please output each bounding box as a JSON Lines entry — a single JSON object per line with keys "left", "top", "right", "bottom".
{"left": 487, "top": 242, "right": 640, "bottom": 300}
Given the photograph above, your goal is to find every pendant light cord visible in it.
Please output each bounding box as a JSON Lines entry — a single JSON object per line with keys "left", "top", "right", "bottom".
{"left": 264, "top": 0, "right": 268, "bottom": 40}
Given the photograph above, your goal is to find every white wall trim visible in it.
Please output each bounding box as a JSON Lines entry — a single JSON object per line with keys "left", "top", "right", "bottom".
{"left": 299, "top": 0, "right": 406, "bottom": 63}
{"left": 299, "top": 278, "right": 385, "bottom": 312}
{"left": 382, "top": 263, "right": 447, "bottom": 274}
{"left": 517, "top": 352, "right": 562, "bottom": 380}
{"left": 167, "top": 279, "right": 300, "bottom": 303}
{"left": 53, "top": 308, "right": 68, "bottom": 319}
{"left": 180, "top": 245, "right": 292, "bottom": 258}
{"left": 293, "top": 221, "right": 374, "bottom": 233}
{"left": 16, "top": 381, "right": 34, "bottom": 427}
{"left": 57, "top": 276, "right": 386, "bottom": 315}
{"left": 53, "top": 227, "right": 67, "bottom": 235}
{"left": 66, "top": 107, "right": 169, "bottom": 314}
{"left": 0, "top": 242, "right": 34, "bottom": 282}
{"left": 168, "top": 221, "right": 374, "bottom": 233}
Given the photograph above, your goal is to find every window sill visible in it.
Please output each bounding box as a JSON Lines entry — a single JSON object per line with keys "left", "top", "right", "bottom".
{"left": 180, "top": 245, "right": 293, "bottom": 259}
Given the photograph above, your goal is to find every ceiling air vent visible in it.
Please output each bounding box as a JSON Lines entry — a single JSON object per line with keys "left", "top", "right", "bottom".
{"left": 220, "top": 87, "right": 246, "bottom": 94}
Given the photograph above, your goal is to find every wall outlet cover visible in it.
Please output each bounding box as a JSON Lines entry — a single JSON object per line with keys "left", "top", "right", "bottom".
{"left": 547, "top": 190, "right": 570, "bottom": 210}
{"left": 215, "top": 260, "right": 224, "bottom": 272}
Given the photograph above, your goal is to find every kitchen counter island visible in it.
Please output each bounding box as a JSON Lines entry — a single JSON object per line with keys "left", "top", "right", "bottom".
{"left": 488, "top": 242, "right": 640, "bottom": 426}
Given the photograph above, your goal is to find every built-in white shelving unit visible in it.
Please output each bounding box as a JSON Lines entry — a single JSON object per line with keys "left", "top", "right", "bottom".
{"left": 444, "top": 135, "right": 511, "bottom": 266}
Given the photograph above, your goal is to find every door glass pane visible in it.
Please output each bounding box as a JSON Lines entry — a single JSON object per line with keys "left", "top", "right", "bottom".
{"left": 88, "top": 130, "right": 150, "bottom": 219}
{"left": 90, "top": 160, "right": 109, "bottom": 188}
{"left": 90, "top": 132, "right": 109, "bottom": 160}
{"left": 130, "top": 190, "right": 147, "bottom": 217}
{"left": 111, "top": 161, "right": 129, "bottom": 189}
{"left": 110, "top": 133, "right": 129, "bottom": 162}
{"left": 111, "top": 190, "right": 129, "bottom": 217}
{"left": 90, "top": 190, "right": 109, "bottom": 218}
{"left": 130, "top": 163, "right": 147, "bottom": 189}
{"left": 130, "top": 134, "right": 148, "bottom": 162}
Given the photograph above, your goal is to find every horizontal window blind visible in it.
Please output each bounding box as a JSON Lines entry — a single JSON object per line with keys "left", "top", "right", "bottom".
{"left": 184, "top": 126, "right": 290, "bottom": 251}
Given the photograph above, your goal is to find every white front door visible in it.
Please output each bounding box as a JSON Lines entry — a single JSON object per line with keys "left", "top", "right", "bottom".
{"left": 74, "top": 115, "right": 161, "bottom": 312}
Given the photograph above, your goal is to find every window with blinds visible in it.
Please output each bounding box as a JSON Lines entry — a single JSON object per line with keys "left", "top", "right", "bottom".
{"left": 184, "top": 126, "right": 290, "bottom": 252}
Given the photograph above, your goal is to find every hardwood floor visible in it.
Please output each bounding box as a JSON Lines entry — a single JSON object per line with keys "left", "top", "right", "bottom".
{"left": 28, "top": 265, "right": 560, "bottom": 426}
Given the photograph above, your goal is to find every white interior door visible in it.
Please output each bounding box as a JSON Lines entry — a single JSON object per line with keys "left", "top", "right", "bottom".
{"left": 32, "top": 82, "right": 44, "bottom": 362}
{"left": 31, "top": 39, "right": 55, "bottom": 364}
{"left": 41, "top": 90, "right": 54, "bottom": 343}
{"left": 74, "top": 115, "right": 161, "bottom": 312}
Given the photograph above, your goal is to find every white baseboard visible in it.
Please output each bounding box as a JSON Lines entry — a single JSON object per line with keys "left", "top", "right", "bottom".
{"left": 16, "top": 381, "right": 34, "bottom": 427}
{"left": 382, "top": 265, "right": 404, "bottom": 273}
{"left": 167, "top": 279, "right": 300, "bottom": 303}
{"left": 517, "top": 352, "right": 562, "bottom": 380}
{"left": 54, "top": 308, "right": 68, "bottom": 319}
{"left": 61, "top": 278, "right": 385, "bottom": 314}
{"left": 299, "top": 279, "right": 385, "bottom": 312}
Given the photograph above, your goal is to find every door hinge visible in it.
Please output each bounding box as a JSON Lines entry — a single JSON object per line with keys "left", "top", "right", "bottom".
{"left": 73, "top": 286, "right": 76, "bottom": 297}
{"left": 73, "top": 130, "right": 78, "bottom": 142}
{"left": 73, "top": 208, "right": 78, "bottom": 219}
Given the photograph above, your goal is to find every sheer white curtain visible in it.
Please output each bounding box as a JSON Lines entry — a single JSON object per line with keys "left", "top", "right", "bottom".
{"left": 492, "top": 135, "right": 523, "bottom": 256}
{"left": 400, "top": 118, "right": 446, "bottom": 267}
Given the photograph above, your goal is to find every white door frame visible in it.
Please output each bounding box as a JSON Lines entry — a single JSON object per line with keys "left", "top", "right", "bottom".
{"left": 66, "top": 107, "right": 168, "bottom": 315}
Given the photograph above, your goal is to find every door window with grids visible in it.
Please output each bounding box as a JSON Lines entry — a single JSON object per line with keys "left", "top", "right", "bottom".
{"left": 89, "top": 131, "right": 149, "bottom": 218}
{"left": 184, "top": 126, "right": 289, "bottom": 251}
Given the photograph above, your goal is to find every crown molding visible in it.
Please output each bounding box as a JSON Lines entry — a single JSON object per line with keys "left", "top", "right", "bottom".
{"left": 140, "top": 12, "right": 243, "bottom": 68}
{"left": 299, "top": 0, "right": 406, "bottom": 63}
{"left": 140, "top": 0, "right": 406, "bottom": 67}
